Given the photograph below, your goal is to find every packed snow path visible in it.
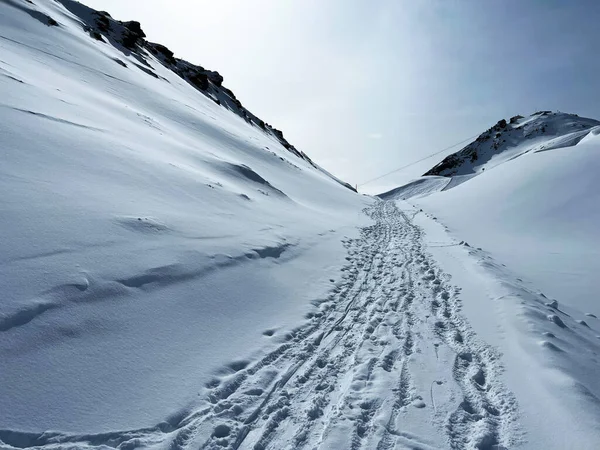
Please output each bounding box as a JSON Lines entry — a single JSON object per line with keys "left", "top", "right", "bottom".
{"left": 0, "top": 201, "right": 519, "bottom": 450}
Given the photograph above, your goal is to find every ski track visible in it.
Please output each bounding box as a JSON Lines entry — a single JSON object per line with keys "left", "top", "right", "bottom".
{"left": 0, "top": 201, "right": 519, "bottom": 450}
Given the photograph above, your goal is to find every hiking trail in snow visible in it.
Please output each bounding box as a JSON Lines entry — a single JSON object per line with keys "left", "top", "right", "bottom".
{"left": 0, "top": 201, "right": 520, "bottom": 450}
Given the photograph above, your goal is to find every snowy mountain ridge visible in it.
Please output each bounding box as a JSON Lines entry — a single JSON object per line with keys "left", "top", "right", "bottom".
{"left": 16, "top": 0, "right": 354, "bottom": 191}
{"left": 424, "top": 110, "right": 600, "bottom": 178}
{"left": 380, "top": 110, "right": 600, "bottom": 201}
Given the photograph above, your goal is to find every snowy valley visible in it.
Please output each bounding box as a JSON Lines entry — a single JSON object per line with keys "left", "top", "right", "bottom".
{"left": 1, "top": 1, "right": 600, "bottom": 449}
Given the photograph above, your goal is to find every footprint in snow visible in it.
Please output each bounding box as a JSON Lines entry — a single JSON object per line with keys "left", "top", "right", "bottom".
{"left": 213, "top": 424, "right": 231, "bottom": 438}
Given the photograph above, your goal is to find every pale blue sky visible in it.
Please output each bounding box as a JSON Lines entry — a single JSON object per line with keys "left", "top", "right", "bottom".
{"left": 84, "top": 0, "right": 600, "bottom": 192}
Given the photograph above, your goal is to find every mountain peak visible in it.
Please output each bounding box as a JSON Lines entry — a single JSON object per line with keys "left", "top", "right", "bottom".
{"left": 423, "top": 111, "right": 600, "bottom": 177}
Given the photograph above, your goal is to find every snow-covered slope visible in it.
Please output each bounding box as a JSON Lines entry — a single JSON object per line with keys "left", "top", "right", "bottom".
{"left": 417, "top": 126, "right": 600, "bottom": 316}
{"left": 0, "top": 0, "right": 368, "bottom": 436}
{"left": 424, "top": 111, "right": 600, "bottom": 178}
{"left": 4, "top": 1, "right": 600, "bottom": 448}
{"left": 378, "top": 176, "right": 451, "bottom": 201}
{"left": 381, "top": 115, "right": 600, "bottom": 448}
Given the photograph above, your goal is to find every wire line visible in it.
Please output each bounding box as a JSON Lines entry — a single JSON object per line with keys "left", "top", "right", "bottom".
{"left": 357, "top": 133, "right": 480, "bottom": 187}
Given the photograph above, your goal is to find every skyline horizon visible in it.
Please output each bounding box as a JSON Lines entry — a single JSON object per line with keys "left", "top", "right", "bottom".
{"left": 82, "top": 0, "right": 600, "bottom": 192}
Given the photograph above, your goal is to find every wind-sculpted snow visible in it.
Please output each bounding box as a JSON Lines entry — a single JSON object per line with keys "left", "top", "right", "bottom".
{"left": 0, "top": 202, "right": 520, "bottom": 449}
{"left": 0, "top": 0, "right": 368, "bottom": 434}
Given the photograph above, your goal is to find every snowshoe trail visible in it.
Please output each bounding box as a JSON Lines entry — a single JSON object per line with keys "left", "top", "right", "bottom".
{"left": 0, "top": 201, "right": 520, "bottom": 450}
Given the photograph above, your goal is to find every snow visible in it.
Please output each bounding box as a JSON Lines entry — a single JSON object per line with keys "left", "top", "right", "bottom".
{"left": 0, "top": 0, "right": 369, "bottom": 435}
{"left": 417, "top": 131, "right": 600, "bottom": 314}
{"left": 392, "top": 114, "right": 600, "bottom": 448}
{"left": 379, "top": 176, "right": 451, "bottom": 200}
{"left": 424, "top": 111, "right": 600, "bottom": 178}
{"left": 3, "top": 0, "right": 600, "bottom": 448}
{"left": 408, "top": 210, "right": 600, "bottom": 449}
